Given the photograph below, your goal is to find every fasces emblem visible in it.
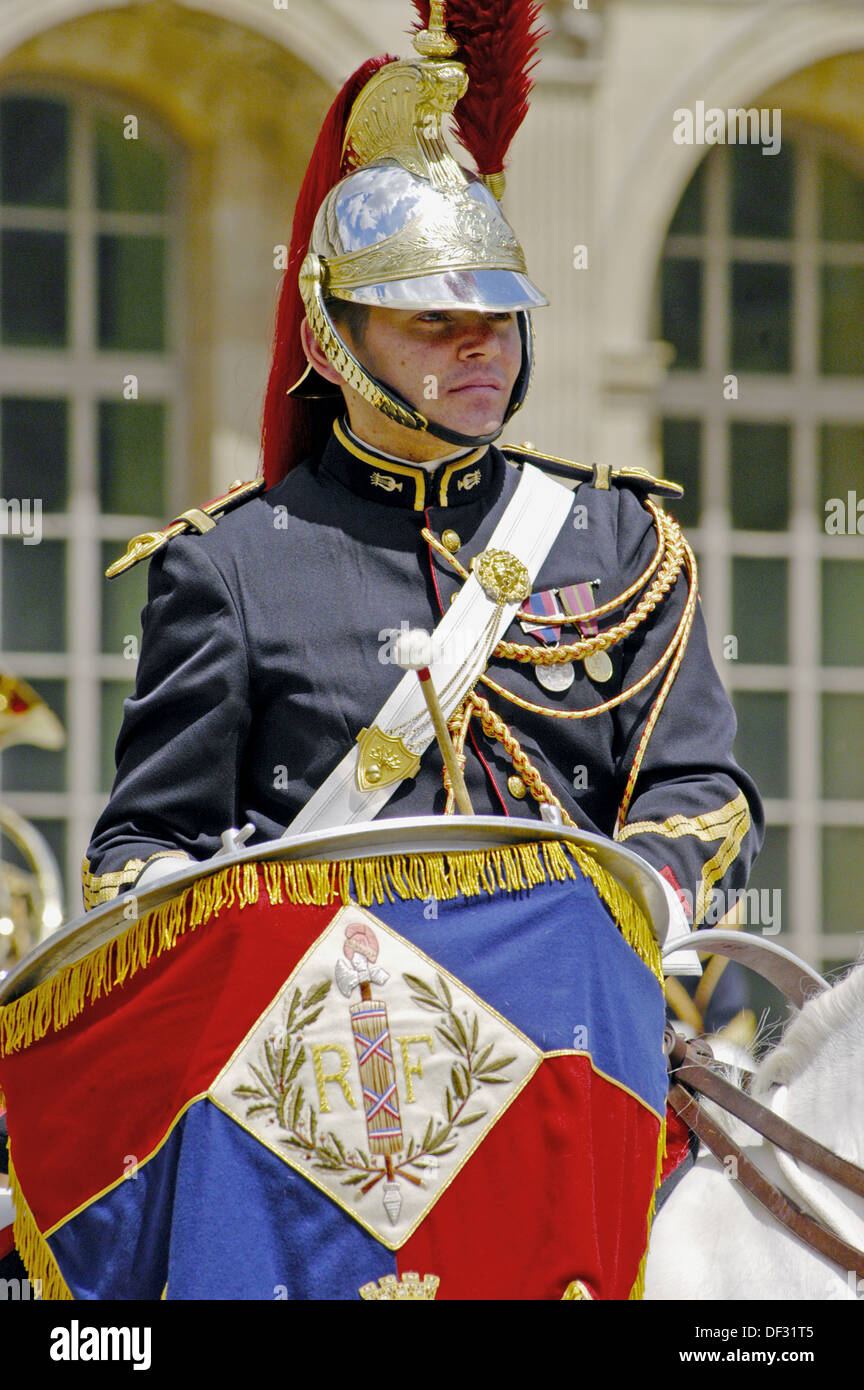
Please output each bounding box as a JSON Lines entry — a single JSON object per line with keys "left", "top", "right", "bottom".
{"left": 210, "top": 905, "right": 541, "bottom": 1249}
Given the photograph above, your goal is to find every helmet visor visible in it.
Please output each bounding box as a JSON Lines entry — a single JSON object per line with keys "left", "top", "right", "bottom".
{"left": 339, "top": 267, "right": 548, "bottom": 312}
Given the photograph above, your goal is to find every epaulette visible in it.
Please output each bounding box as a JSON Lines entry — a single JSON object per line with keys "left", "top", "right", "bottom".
{"left": 502, "top": 443, "right": 684, "bottom": 500}
{"left": 105, "top": 479, "right": 266, "bottom": 578}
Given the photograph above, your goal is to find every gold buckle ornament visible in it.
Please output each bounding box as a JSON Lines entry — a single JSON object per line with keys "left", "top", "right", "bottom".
{"left": 471, "top": 549, "right": 531, "bottom": 605}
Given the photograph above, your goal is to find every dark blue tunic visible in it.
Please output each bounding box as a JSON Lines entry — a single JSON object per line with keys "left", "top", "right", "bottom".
{"left": 85, "top": 426, "right": 763, "bottom": 920}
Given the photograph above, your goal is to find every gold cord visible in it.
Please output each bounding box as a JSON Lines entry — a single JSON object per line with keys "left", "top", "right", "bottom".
{"left": 424, "top": 502, "right": 670, "bottom": 632}
{"left": 421, "top": 501, "right": 697, "bottom": 825}
{"left": 494, "top": 505, "right": 686, "bottom": 667}
{"left": 425, "top": 504, "right": 687, "bottom": 672}
{"left": 443, "top": 700, "right": 474, "bottom": 814}
{"left": 614, "top": 538, "right": 698, "bottom": 828}
{"left": 422, "top": 527, "right": 470, "bottom": 582}
{"left": 479, "top": 537, "right": 695, "bottom": 722}
{"left": 467, "top": 693, "right": 575, "bottom": 825}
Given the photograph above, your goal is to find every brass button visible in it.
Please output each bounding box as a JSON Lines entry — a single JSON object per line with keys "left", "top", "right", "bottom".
{"left": 442, "top": 529, "right": 461, "bottom": 553}
{"left": 507, "top": 775, "right": 527, "bottom": 800}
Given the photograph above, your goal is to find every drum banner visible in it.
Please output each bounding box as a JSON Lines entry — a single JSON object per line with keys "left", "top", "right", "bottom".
{"left": 0, "top": 841, "right": 667, "bottom": 1301}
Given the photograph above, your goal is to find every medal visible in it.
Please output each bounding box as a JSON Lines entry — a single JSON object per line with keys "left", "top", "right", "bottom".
{"left": 559, "top": 582, "right": 613, "bottom": 684}
{"left": 521, "top": 588, "right": 573, "bottom": 692}
{"left": 583, "top": 650, "right": 613, "bottom": 683}
{"left": 519, "top": 587, "right": 560, "bottom": 645}
{"left": 536, "top": 660, "right": 575, "bottom": 692}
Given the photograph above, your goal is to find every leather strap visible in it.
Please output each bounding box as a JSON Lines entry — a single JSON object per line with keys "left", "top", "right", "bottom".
{"left": 668, "top": 1081, "right": 864, "bottom": 1279}
{"left": 668, "top": 1032, "right": 864, "bottom": 1199}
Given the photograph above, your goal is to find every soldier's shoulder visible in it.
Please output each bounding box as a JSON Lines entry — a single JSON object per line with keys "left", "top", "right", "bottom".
{"left": 105, "top": 478, "right": 267, "bottom": 579}
{"left": 501, "top": 442, "right": 684, "bottom": 501}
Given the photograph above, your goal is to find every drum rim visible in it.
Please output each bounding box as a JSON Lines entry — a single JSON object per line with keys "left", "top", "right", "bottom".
{"left": 0, "top": 816, "right": 670, "bottom": 1005}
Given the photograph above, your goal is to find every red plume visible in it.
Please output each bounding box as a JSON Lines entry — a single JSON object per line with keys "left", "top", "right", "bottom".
{"left": 410, "top": 1, "right": 547, "bottom": 180}
{"left": 261, "top": 56, "right": 398, "bottom": 487}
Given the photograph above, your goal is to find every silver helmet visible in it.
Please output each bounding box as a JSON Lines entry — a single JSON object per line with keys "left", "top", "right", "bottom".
{"left": 292, "top": 11, "right": 547, "bottom": 447}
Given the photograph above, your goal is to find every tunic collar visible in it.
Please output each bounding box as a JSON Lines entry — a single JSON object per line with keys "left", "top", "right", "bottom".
{"left": 320, "top": 419, "right": 496, "bottom": 511}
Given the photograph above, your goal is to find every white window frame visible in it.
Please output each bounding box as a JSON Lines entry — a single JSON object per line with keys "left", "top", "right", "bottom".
{"left": 658, "top": 128, "right": 864, "bottom": 970}
{"left": 0, "top": 78, "right": 187, "bottom": 917}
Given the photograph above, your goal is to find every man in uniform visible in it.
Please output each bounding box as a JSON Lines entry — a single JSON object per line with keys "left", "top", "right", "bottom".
{"left": 71, "top": 1, "right": 763, "bottom": 1298}
{"left": 84, "top": 12, "right": 762, "bottom": 928}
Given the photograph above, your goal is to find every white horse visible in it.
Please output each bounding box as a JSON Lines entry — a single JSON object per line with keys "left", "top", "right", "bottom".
{"left": 645, "top": 959, "right": 864, "bottom": 1301}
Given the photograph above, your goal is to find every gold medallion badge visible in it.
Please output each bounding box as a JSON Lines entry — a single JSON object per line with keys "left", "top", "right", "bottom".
{"left": 355, "top": 726, "right": 422, "bottom": 791}
{"left": 472, "top": 550, "right": 531, "bottom": 605}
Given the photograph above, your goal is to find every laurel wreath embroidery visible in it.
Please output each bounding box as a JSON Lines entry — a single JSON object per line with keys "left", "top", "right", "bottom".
{"left": 231, "top": 970, "right": 516, "bottom": 1201}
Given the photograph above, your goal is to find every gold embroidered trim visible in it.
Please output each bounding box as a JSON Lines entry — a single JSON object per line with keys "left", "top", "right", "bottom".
{"left": 438, "top": 450, "right": 489, "bottom": 506}
{"left": 628, "top": 1111, "right": 667, "bottom": 1301}
{"left": 503, "top": 446, "right": 683, "bottom": 500}
{"left": 333, "top": 419, "right": 427, "bottom": 509}
{"left": 616, "top": 792, "right": 749, "bottom": 846}
{"left": 81, "top": 856, "right": 144, "bottom": 912}
{"left": 81, "top": 851, "right": 192, "bottom": 912}
{"left": 105, "top": 479, "right": 265, "bottom": 578}
{"left": 1, "top": 843, "right": 659, "bottom": 1057}
{"left": 360, "top": 1272, "right": 440, "bottom": 1300}
{"left": 8, "top": 1154, "right": 73, "bottom": 1301}
{"left": 562, "top": 1279, "right": 593, "bottom": 1300}
{"left": 208, "top": 913, "right": 544, "bottom": 1253}
{"left": 42, "top": 1092, "right": 209, "bottom": 1240}
{"left": 617, "top": 791, "right": 751, "bottom": 923}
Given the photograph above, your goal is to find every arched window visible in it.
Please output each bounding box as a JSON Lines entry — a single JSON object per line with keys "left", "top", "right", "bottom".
{"left": 0, "top": 86, "right": 185, "bottom": 913}
{"left": 657, "top": 130, "right": 864, "bottom": 973}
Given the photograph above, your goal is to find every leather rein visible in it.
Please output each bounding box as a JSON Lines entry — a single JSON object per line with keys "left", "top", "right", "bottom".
{"left": 663, "top": 930, "right": 864, "bottom": 1278}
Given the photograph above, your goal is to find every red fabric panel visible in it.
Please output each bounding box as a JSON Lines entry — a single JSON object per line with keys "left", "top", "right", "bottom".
{"left": 1, "top": 893, "right": 331, "bottom": 1231}
{"left": 396, "top": 1054, "right": 660, "bottom": 1301}
{"left": 0, "top": 1222, "right": 14, "bottom": 1260}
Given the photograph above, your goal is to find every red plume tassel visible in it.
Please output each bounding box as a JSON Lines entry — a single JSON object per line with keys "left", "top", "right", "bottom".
{"left": 411, "top": 0, "right": 546, "bottom": 180}
{"left": 261, "top": 56, "right": 397, "bottom": 487}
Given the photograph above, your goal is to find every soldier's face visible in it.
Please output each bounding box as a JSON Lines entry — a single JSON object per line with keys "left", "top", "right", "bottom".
{"left": 351, "top": 307, "right": 522, "bottom": 441}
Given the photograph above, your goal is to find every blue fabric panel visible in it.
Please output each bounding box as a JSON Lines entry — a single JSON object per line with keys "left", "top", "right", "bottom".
{"left": 364, "top": 874, "right": 667, "bottom": 1117}
{"left": 48, "top": 1120, "right": 183, "bottom": 1300}
{"left": 166, "top": 1099, "right": 396, "bottom": 1300}
{"left": 50, "top": 1100, "right": 397, "bottom": 1301}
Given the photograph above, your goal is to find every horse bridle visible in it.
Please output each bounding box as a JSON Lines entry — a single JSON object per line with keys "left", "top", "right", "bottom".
{"left": 663, "top": 930, "right": 864, "bottom": 1280}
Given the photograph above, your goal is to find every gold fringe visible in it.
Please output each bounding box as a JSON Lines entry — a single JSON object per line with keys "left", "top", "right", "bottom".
{"left": 8, "top": 1153, "right": 73, "bottom": 1300}
{"left": 568, "top": 847, "right": 663, "bottom": 984}
{"left": 628, "top": 1112, "right": 667, "bottom": 1300}
{"left": 0, "top": 844, "right": 660, "bottom": 1058}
